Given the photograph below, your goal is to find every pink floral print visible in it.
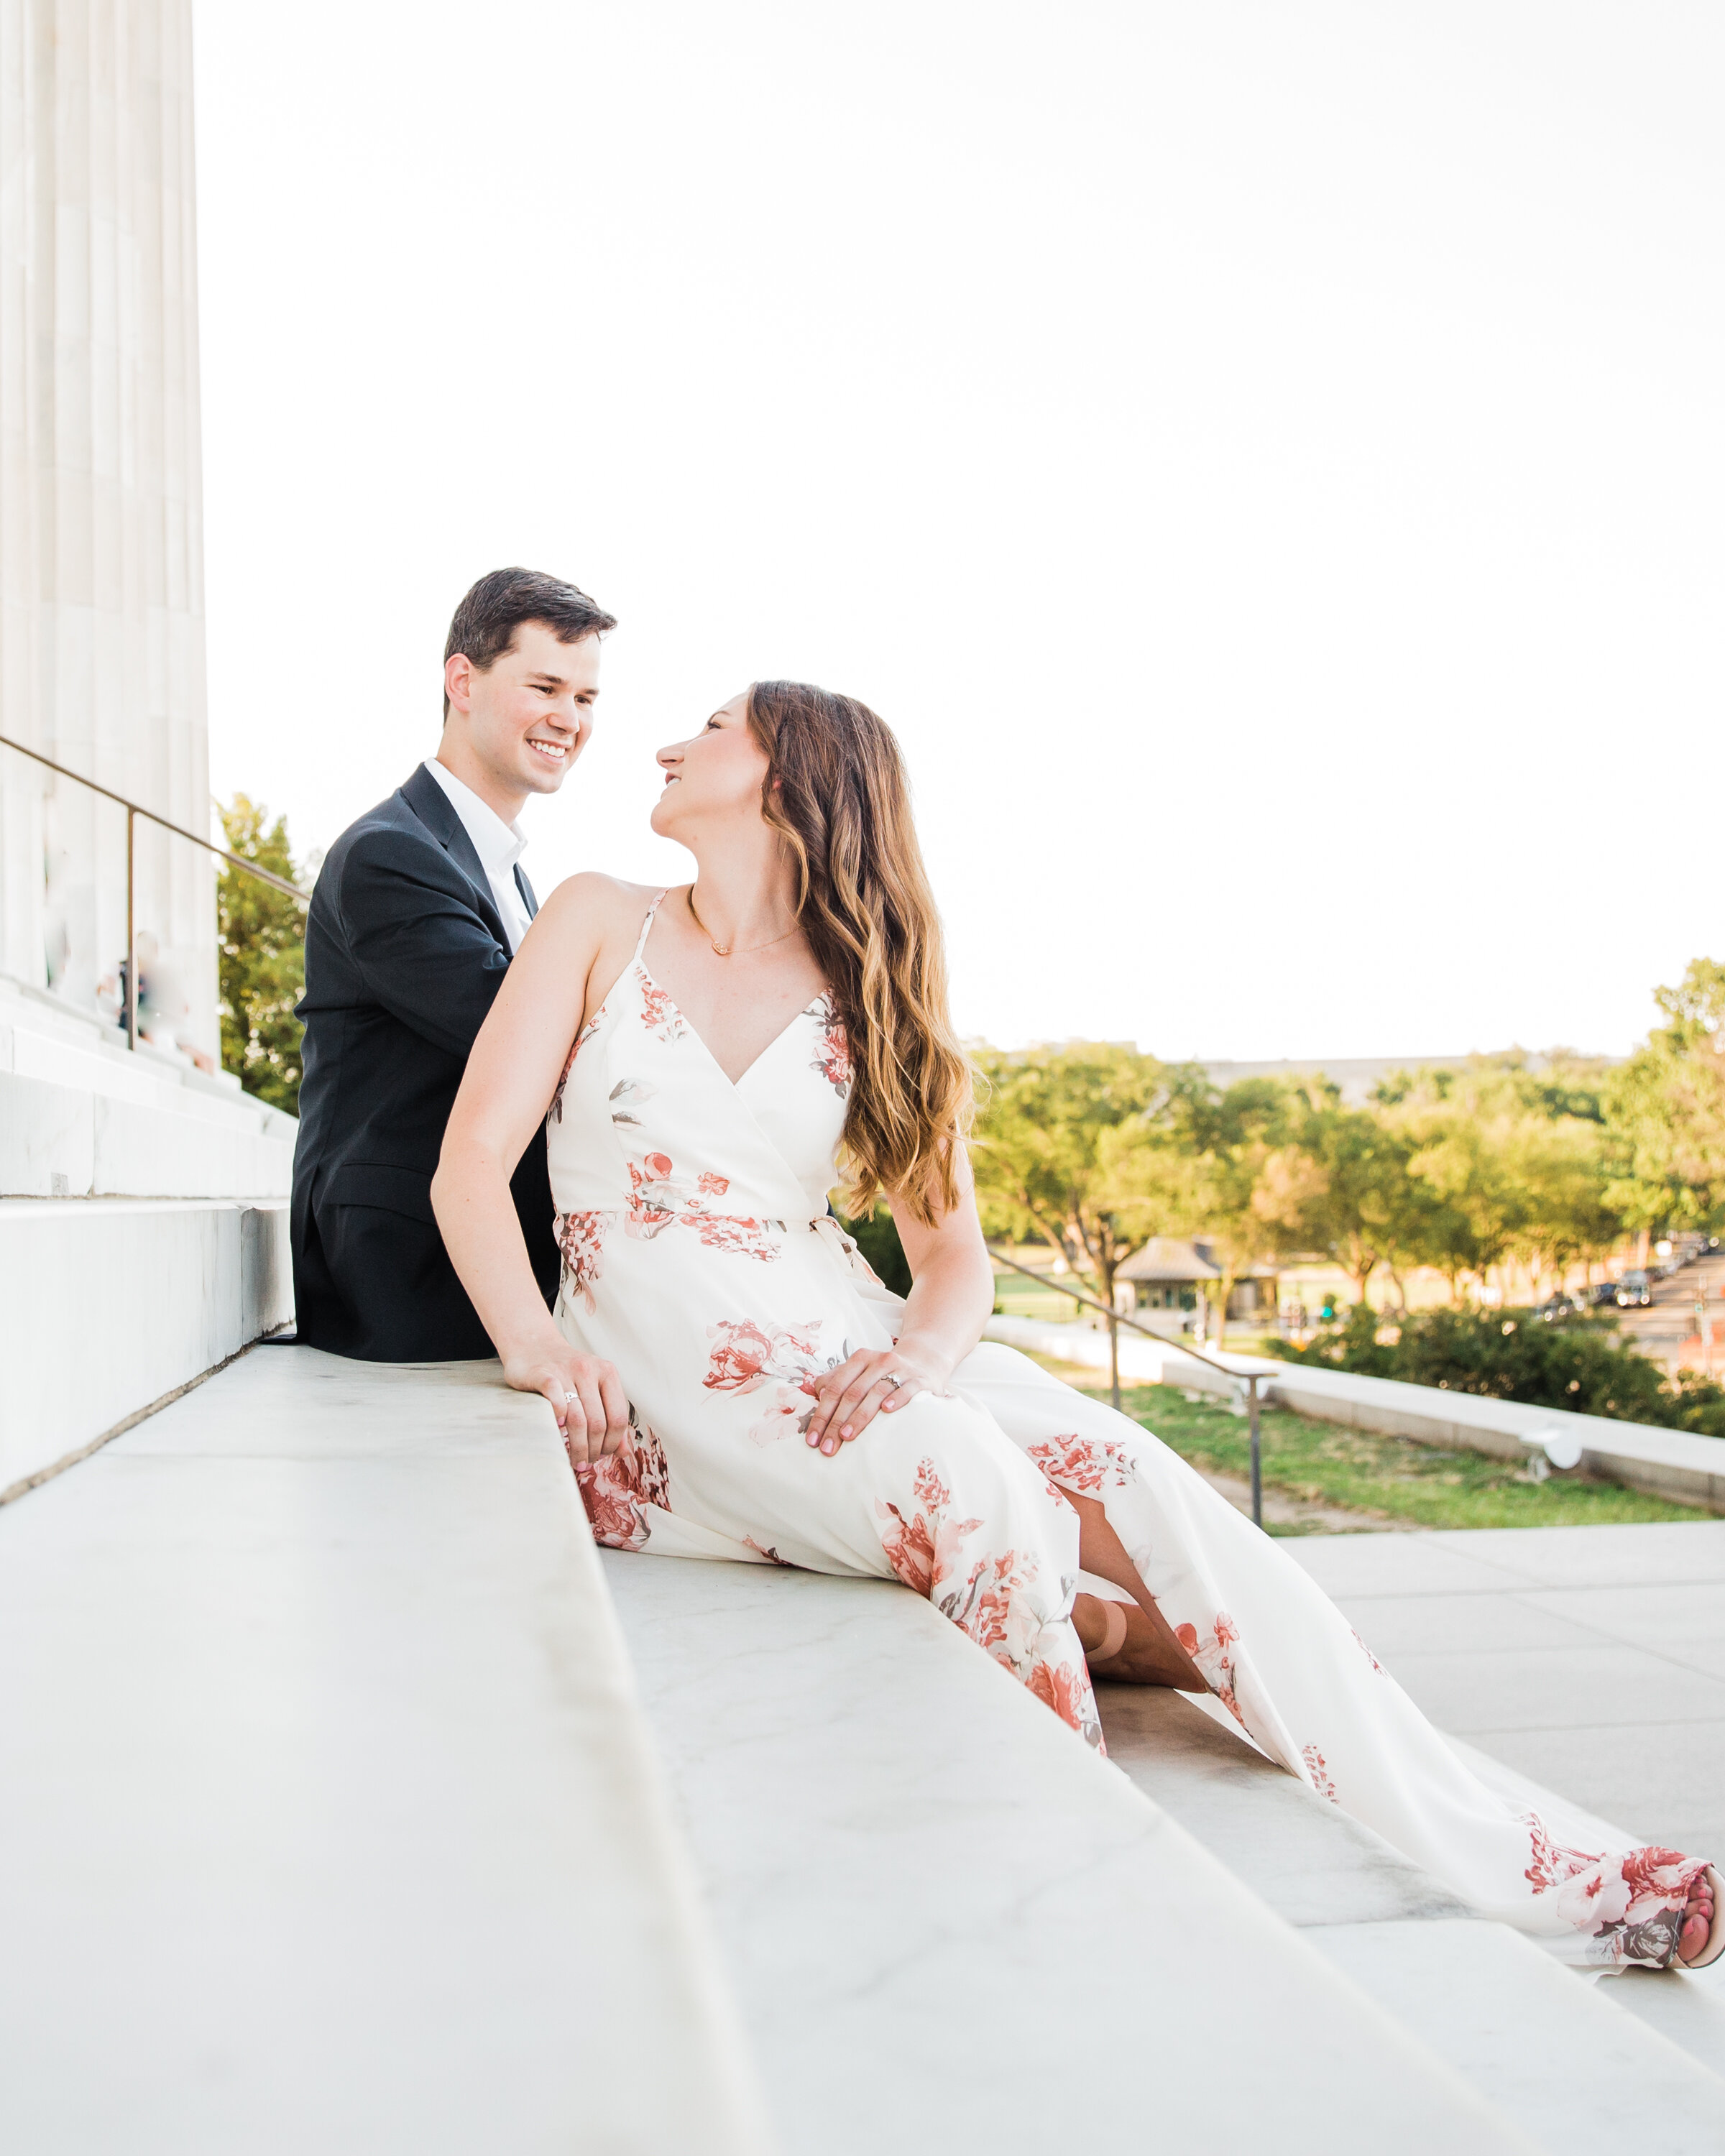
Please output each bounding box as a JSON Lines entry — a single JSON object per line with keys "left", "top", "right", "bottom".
{"left": 555, "top": 1209, "right": 614, "bottom": 1313}
{"left": 878, "top": 1457, "right": 984, "bottom": 1598}
{"left": 635, "top": 967, "right": 688, "bottom": 1043}
{"left": 1027, "top": 1431, "right": 1136, "bottom": 1494}
{"left": 625, "top": 1151, "right": 783, "bottom": 1261}
{"left": 702, "top": 1316, "right": 845, "bottom": 1443}
{"left": 1029, "top": 1658, "right": 1097, "bottom": 1734}
{"left": 549, "top": 1015, "right": 601, "bottom": 1123}
{"left": 809, "top": 992, "right": 852, "bottom": 1097}
{"left": 1174, "top": 1611, "right": 1244, "bottom": 1726}
{"left": 877, "top": 1458, "right": 1103, "bottom": 1750}
{"left": 575, "top": 1420, "right": 672, "bottom": 1552}
{"left": 1302, "top": 1744, "right": 1339, "bottom": 1803}
{"left": 1522, "top": 1815, "right": 1708, "bottom": 1967}
{"left": 1351, "top": 1628, "right": 1386, "bottom": 1674}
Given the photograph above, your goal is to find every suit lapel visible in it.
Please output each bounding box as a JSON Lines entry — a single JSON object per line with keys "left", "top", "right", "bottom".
{"left": 397, "top": 763, "right": 510, "bottom": 947}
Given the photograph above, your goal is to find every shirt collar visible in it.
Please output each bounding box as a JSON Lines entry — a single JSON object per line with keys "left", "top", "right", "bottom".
{"left": 422, "top": 758, "right": 525, "bottom": 872}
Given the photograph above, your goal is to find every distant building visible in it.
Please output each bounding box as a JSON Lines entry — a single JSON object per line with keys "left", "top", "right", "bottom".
{"left": 1117, "top": 1236, "right": 1281, "bottom": 1330}
{"left": 1117, "top": 1237, "right": 1217, "bottom": 1316}
{"left": 1200, "top": 1053, "right": 1621, "bottom": 1107}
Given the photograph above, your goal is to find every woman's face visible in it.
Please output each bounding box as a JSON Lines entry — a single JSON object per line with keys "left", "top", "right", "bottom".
{"left": 651, "top": 691, "right": 771, "bottom": 840}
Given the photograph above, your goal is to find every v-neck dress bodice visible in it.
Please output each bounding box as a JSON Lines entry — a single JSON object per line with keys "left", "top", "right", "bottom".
{"left": 541, "top": 894, "right": 1715, "bottom": 1970}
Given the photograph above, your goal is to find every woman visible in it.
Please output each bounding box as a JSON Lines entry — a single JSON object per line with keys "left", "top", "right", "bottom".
{"left": 433, "top": 680, "right": 1720, "bottom": 1973}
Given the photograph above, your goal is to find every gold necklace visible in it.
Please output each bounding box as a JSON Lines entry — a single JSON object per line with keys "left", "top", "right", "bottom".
{"left": 686, "top": 887, "right": 799, "bottom": 959}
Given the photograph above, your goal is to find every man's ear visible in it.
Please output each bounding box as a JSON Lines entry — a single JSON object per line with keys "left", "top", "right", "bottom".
{"left": 444, "top": 652, "right": 474, "bottom": 715}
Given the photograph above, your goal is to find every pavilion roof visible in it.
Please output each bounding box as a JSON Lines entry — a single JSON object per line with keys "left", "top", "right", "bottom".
{"left": 1117, "top": 1237, "right": 1223, "bottom": 1284}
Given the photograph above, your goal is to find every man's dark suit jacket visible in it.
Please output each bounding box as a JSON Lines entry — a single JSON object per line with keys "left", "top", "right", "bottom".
{"left": 290, "top": 763, "right": 559, "bottom": 1360}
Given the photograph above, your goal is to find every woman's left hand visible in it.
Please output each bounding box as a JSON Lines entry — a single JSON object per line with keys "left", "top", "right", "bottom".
{"left": 803, "top": 1342, "right": 948, "bottom": 1457}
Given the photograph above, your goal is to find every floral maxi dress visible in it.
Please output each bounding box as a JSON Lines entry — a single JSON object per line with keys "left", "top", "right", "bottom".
{"left": 548, "top": 895, "right": 1711, "bottom": 1971}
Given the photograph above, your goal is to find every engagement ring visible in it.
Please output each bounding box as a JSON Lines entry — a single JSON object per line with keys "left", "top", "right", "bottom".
{"left": 886, "top": 1372, "right": 906, "bottom": 1389}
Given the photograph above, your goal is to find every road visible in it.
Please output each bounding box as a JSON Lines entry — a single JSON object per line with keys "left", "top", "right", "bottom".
{"left": 1604, "top": 1248, "right": 1725, "bottom": 1373}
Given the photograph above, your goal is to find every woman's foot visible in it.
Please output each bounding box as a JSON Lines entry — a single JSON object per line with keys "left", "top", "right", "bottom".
{"left": 1678, "top": 1864, "right": 1724, "bottom": 1968}
{"left": 1072, "top": 1592, "right": 1197, "bottom": 1689}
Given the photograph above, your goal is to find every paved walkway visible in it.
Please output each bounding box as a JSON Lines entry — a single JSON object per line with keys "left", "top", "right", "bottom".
{"left": 1285, "top": 1521, "right": 1725, "bottom": 1863}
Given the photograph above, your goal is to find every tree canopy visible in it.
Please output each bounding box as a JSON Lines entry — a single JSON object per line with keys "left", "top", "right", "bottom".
{"left": 969, "top": 955, "right": 1725, "bottom": 1316}
{"left": 217, "top": 796, "right": 309, "bottom": 1115}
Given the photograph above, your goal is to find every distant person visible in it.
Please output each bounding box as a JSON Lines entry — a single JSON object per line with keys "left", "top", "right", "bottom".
{"left": 290, "top": 568, "right": 615, "bottom": 1360}
{"left": 428, "top": 677, "right": 1719, "bottom": 1973}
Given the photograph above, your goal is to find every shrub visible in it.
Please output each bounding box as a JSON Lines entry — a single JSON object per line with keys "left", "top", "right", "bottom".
{"left": 1267, "top": 1304, "right": 1725, "bottom": 1435}
{"left": 841, "top": 1204, "right": 913, "bottom": 1296}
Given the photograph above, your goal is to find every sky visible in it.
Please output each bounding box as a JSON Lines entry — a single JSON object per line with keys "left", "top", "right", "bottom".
{"left": 193, "top": 1, "right": 1724, "bottom": 1064}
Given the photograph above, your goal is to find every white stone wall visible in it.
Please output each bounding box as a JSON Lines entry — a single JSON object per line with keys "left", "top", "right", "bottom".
{"left": 0, "top": 0, "right": 213, "bottom": 1058}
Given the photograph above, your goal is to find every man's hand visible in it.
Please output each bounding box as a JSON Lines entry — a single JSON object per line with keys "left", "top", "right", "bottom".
{"left": 502, "top": 1346, "right": 630, "bottom": 1466}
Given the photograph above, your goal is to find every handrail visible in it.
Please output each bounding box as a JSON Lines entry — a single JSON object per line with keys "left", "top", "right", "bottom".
{"left": 0, "top": 734, "right": 312, "bottom": 900}
{"left": 0, "top": 729, "right": 312, "bottom": 1054}
{"left": 987, "top": 1243, "right": 1273, "bottom": 1529}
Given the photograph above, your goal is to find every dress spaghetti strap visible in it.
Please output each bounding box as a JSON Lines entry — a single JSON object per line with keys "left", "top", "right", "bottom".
{"left": 632, "top": 889, "right": 669, "bottom": 964}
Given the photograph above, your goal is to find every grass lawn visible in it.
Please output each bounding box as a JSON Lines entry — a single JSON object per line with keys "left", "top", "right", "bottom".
{"left": 992, "top": 1274, "right": 1088, "bottom": 1324}
{"left": 1044, "top": 1368, "right": 1708, "bottom": 1533}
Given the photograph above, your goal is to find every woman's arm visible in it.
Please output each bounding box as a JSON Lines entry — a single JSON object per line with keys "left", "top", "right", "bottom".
{"left": 431, "top": 875, "right": 637, "bottom": 1463}
{"left": 801, "top": 1148, "right": 995, "bottom": 1455}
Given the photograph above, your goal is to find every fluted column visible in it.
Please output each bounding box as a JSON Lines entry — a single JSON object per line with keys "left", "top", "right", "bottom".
{"left": 0, "top": 0, "right": 213, "bottom": 1054}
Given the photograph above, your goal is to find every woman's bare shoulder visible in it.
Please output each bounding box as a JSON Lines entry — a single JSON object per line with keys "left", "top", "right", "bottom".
{"left": 535, "top": 872, "right": 668, "bottom": 934}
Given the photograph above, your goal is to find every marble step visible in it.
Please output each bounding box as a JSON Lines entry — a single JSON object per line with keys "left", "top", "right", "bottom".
{"left": 0, "top": 1195, "right": 293, "bottom": 1493}
{"left": 0, "top": 975, "right": 299, "bottom": 1141}
{"left": 0, "top": 1067, "right": 296, "bottom": 1198}
{"left": 0, "top": 977, "right": 297, "bottom": 1203}
{"left": 1101, "top": 1685, "right": 1725, "bottom": 2151}
{"left": 0, "top": 1349, "right": 770, "bottom": 2155}
{"left": 600, "top": 1550, "right": 1540, "bottom": 2155}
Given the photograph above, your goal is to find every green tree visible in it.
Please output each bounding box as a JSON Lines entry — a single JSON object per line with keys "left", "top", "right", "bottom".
{"left": 217, "top": 795, "right": 309, "bottom": 1115}
{"left": 1604, "top": 959, "right": 1725, "bottom": 1239}
{"left": 1274, "top": 1084, "right": 1428, "bottom": 1306}
{"left": 970, "top": 1042, "right": 1192, "bottom": 1311}
{"left": 1154, "top": 1076, "right": 1311, "bottom": 1340}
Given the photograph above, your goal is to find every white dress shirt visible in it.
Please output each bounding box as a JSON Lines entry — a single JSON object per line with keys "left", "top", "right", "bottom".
{"left": 420, "top": 758, "right": 534, "bottom": 954}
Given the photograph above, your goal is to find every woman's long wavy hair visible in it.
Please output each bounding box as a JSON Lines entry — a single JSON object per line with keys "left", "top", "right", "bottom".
{"left": 746, "top": 681, "right": 972, "bottom": 1225}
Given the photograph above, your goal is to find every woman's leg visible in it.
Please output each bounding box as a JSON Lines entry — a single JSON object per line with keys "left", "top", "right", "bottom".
{"left": 1065, "top": 1491, "right": 1201, "bottom": 1688}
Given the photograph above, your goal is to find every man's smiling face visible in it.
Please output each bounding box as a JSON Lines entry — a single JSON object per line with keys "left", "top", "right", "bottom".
{"left": 443, "top": 622, "right": 602, "bottom": 815}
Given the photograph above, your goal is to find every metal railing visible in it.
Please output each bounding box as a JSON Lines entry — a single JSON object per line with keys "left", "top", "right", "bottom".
{"left": 988, "top": 1245, "right": 1274, "bottom": 1528}
{"left": 0, "top": 733, "right": 311, "bottom": 1053}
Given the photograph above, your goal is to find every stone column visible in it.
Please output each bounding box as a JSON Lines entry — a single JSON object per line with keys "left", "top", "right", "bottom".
{"left": 0, "top": 0, "right": 213, "bottom": 1058}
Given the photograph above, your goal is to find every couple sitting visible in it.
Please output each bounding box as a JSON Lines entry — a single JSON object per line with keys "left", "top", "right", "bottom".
{"left": 290, "top": 566, "right": 1720, "bottom": 1974}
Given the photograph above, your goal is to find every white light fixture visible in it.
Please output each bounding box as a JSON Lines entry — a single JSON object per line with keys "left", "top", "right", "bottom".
{"left": 1527, "top": 1427, "right": 1584, "bottom": 1472}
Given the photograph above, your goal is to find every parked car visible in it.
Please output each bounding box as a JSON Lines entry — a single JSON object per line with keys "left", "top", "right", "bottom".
{"left": 1535, "top": 1293, "right": 1582, "bottom": 1323}
{"left": 1587, "top": 1280, "right": 1622, "bottom": 1309}
{"left": 1614, "top": 1271, "right": 1653, "bottom": 1308}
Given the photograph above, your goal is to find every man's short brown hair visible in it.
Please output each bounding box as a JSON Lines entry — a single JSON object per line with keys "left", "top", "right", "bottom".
{"left": 443, "top": 568, "right": 617, "bottom": 719}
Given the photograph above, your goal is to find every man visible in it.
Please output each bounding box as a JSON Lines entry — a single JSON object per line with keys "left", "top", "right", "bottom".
{"left": 290, "top": 566, "right": 616, "bottom": 1360}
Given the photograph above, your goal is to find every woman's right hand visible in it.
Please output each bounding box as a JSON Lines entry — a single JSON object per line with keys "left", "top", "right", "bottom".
{"left": 502, "top": 1345, "right": 631, "bottom": 1466}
